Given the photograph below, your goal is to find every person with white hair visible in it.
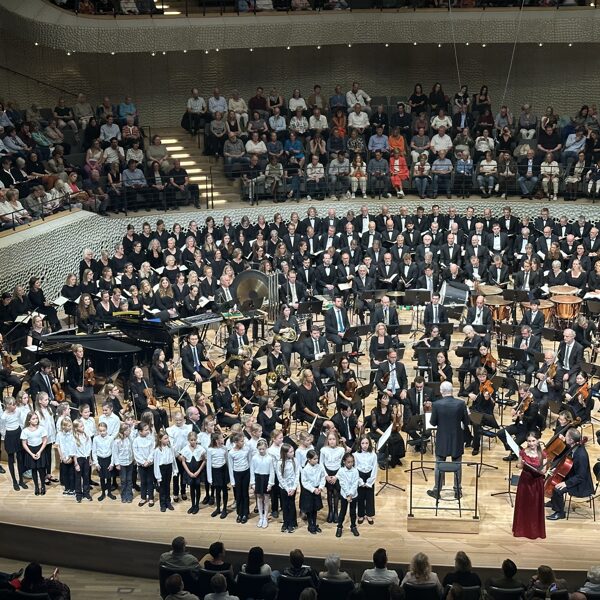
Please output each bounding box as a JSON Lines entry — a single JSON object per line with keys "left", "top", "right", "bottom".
{"left": 319, "top": 554, "right": 352, "bottom": 581}
{"left": 572, "top": 566, "right": 600, "bottom": 600}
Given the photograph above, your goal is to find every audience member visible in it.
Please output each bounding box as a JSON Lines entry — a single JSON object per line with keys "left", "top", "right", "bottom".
{"left": 361, "top": 548, "right": 400, "bottom": 585}
{"left": 165, "top": 574, "right": 200, "bottom": 600}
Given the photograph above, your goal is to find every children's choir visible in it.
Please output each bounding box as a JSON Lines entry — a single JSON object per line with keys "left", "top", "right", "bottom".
{"left": 0, "top": 391, "right": 379, "bottom": 536}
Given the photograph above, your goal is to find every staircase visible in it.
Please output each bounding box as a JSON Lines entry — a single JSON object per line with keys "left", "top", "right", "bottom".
{"left": 153, "top": 127, "right": 241, "bottom": 207}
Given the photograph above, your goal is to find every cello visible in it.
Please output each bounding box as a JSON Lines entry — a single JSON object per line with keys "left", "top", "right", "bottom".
{"left": 543, "top": 417, "right": 581, "bottom": 464}
{"left": 543, "top": 435, "right": 588, "bottom": 498}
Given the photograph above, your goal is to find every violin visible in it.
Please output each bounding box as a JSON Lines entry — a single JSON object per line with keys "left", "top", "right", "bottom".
{"left": 480, "top": 349, "right": 497, "bottom": 372}
{"left": 479, "top": 379, "right": 495, "bottom": 398}
{"left": 513, "top": 392, "right": 533, "bottom": 422}
{"left": 84, "top": 360, "right": 96, "bottom": 387}
{"left": 319, "top": 393, "right": 329, "bottom": 417}
{"left": 232, "top": 392, "right": 241, "bottom": 415}
{"left": 143, "top": 387, "right": 158, "bottom": 408}
{"left": 167, "top": 359, "right": 180, "bottom": 389}
{"left": 281, "top": 406, "right": 291, "bottom": 436}
{"left": 344, "top": 378, "right": 358, "bottom": 397}
{"left": 575, "top": 382, "right": 590, "bottom": 405}
{"left": 252, "top": 378, "right": 265, "bottom": 398}
{"left": 1, "top": 345, "right": 13, "bottom": 373}
{"left": 52, "top": 371, "right": 65, "bottom": 402}
{"left": 392, "top": 403, "right": 402, "bottom": 432}
{"left": 546, "top": 361, "right": 558, "bottom": 382}
{"left": 544, "top": 435, "right": 588, "bottom": 498}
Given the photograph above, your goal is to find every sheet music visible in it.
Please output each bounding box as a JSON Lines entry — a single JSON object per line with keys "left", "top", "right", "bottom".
{"left": 425, "top": 413, "right": 436, "bottom": 430}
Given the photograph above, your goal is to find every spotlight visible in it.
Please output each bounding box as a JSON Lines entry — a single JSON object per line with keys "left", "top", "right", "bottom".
{"left": 482, "top": 43, "right": 486, "bottom": 47}
{"left": 34, "top": 42, "right": 39, "bottom": 46}
{"left": 183, "top": 49, "right": 187, "bottom": 53}
{"left": 151, "top": 51, "right": 156, "bottom": 56}
{"left": 465, "top": 42, "right": 469, "bottom": 46}
{"left": 286, "top": 46, "right": 290, "bottom": 50}
{"left": 67, "top": 51, "right": 71, "bottom": 56}
{"left": 205, "top": 50, "right": 209, "bottom": 54}
{"left": 317, "top": 45, "right": 321, "bottom": 49}
{"left": 413, "top": 42, "right": 417, "bottom": 46}
{"left": 250, "top": 48, "right": 254, "bottom": 52}
{"left": 111, "top": 51, "right": 115, "bottom": 55}
{"left": 438, "top": 43, "right": 442, "bottom": 47}
{"left": 568, "top": 43, "right": 573, "bottom": 47}
{"left": 348, "top": 43, "right": 352, "bottom": 48}
{"left": 539, "top": 43, "right": 543, "bottom": 46}
{"left": 385, "top": 43, "right": 389, "bottom": 47}
{"left": 215, "top": 48, "right": 219, "bottom": 52}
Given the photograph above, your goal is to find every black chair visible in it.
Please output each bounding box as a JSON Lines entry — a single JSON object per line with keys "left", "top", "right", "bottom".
{"left": 580, "top": 592, "right": 600, "bottom": 600}
{"left": 14, "top": 593, "right": 51, "bottom": 600}
{"left": 236, "top": 572, "right": 273, "bottom": 600}
{"left": 486, "top": 586, "right": 525, "bottom": 600}
{"left": 461, "top": 585, "right": 482, "bottom": 600}
{"left": 403, "top": 582, "right": 441, "bottom": 600}
{"left": 278, "top": 575, "right": 314, "bottom": 600}
{"left": 158, "top": 566, "right": 200, "bottom": 599}
{"left": 318, "top": 578, "right": 355, "bottom": 600}
{"left": 198, "top": 568, "right": 234, "bottom": 599}
{"left": 360, "top": 581, "right": 393, "bottom": 600}
{"left": 531, "top": 590, "right": 569, "bottom": 600}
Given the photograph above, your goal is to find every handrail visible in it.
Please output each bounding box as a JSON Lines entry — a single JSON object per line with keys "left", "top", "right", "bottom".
{"left": 1, "top": 191, "right": 74, "bottom": 233}
{"left": 0, "top": 65, "right": 78, "bottom": 99}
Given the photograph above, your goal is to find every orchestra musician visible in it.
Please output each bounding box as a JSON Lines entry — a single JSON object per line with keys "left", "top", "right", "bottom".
{"left": 423, "top": 292, "right": 448, "bottom": 333}
{"left": 27, "top": 277, "right": 61, "bottom": 332}
{"left": 150, "top": 349, "right": 192, "bottom": 409}
{"left": 456, "top": 325, "right": 482, "bottom": 397}
{"left": 519, "top": 298, "right": 545, "bottom": 335}
{"left": 0, "top": 333, "right": 22, "bottom": 397}
{"left": 296, "top": 369, "right": 327, "bottom": 430}
{"left": 324, "top": 295, "right": 361, "bottom": 356}
{"left": 181, "top": 330, "right": 212, "bottom": 393}
{"left": 234, "top": 358, "right": 259, "bottom": 413}
{"left": 556, "top": 328, "right": 584, "bottom": 387}
{"left": 352, "top": 264, "right": 375, "bottom": 325}
{"left": 531, "top": 350, "right": 561, "bottom": 424}
{"left": 464, "top": 367, "right": 500, "bottom": 456}
{"left": 414, "top": 325, "right": 448, "bottom": 369}
{"left": 369, "top": 322, "right": 395, "bottom": 378}
{"left": 370, "top": 394, "right": 405, "bottom": 469}
{"left": 66, "top": 344, "right": 96, "bottom": 414}
{"left": 331, "top": 401, "right": 359, "bottom": 451}
{"left": 128, "top": 365, "right": 169, "bottom": 431}
{"left": 29, "top": 358, "right": 60, "bottom": 407}
{"left": 26, "top": 315, "right": 47, "bottom": 348}
{"left": 432, "top": 351, "right": 453, "bottom": 383}
{"left": 301, "top": 326, "right": 335, "bottom": 383}
{"left": 486, "top": 254, "right": 510, "bottom": 287}
{"left": 497, "top": 383, "right": 540, "bottom": 462}
{"left": 508, "top": 325, "right": 542, "bottom": 384}
{"left": 226, "top": 322, "right": 259, "bottom": 370}
{"left": 212, "top": 374, "right": 240, "bottom": 428}
{"left": 279, "top": 269, "right": 306, "bottom": 310}
{"left": 562, "top": 372, "right": 594, "bottom": 423}
{"left": 547, "top": 428, "right": 594, "bottom": 521}
{"left": 402, "top": 376, "right": 433, "bottom": 453}
{"left": 465, "top": 295, "right": 493, "bottom": 344}
{"left": 370, "top": 295, "right": 399, "bottom": 331}
{"left": 272, "top": 305, "right": 301, "bottom": 364}
{"left": 374, "top": 348, "right": 408, "bottom": 405}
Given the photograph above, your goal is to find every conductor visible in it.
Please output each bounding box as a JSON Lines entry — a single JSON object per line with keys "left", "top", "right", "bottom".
{"left": 427, "top": 381, "right": 470, "bottom": 501}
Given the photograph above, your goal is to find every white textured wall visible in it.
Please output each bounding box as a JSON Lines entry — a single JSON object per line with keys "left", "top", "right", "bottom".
{"left": 1, "top": 32, "right": 599, "bottom": 128}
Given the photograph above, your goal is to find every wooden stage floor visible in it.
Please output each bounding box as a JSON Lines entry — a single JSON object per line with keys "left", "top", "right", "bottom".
{"left": 1, "top": 430, "right": 598, "bottom": 572}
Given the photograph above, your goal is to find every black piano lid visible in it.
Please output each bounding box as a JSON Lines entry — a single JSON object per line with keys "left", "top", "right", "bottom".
{"left": 40, "top": 332, "right": 141, "bottom": 354}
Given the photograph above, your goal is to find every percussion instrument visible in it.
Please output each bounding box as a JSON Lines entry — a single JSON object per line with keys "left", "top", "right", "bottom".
{"left": 522, "top": 299, "right": 554, "bottom": 322}
{"left": 549, "top": 285, "right": 579, "bottom": 296}
{"left": 231, "top": 269, "right": 270, "bottom": 310}
{"left": 486, "top": 295, "right": 511, "bottom": 321}
{"left": 478, "top": 284, "right": 502, "bottom": 297}
{"left": 551, "top": 295, "right": 582, "bottom": 322}
{"left": 440, "top": 280, "right": 470, "bottom": 307}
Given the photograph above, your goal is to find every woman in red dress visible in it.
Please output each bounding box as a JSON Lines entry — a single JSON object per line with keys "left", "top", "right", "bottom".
{"left": 512, "top": 432, "right": 547, "bottom": 539}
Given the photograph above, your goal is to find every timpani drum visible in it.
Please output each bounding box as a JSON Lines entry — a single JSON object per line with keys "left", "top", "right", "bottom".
{"left": 486, "top": 295, "right": 512, "bottom": 321}
{"left": 522, "top": 299, "right": 554, "bottom": 322}
{"left": 478, "top": 285, "right": 502, "bottom": 297}
{"left": 549, "top": 285, "right": 579, "bottom": 296}
{"left": 551, "top": 295, "right": 582, "bottom": 322}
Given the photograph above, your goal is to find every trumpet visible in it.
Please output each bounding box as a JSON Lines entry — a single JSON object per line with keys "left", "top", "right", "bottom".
{"left": 274, "top": 328, "right": 298, "bottom": 343}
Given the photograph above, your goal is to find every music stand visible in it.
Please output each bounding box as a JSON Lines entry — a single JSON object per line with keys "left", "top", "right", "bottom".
{"left": 376, "top": 424, "right": 405, "bottom": 495}
{"left": 350, "top": 383, "right": 373, "bottom": 417}
{"left": 312, "top": 351, "right": 348, "bottom": 373}
{"left": 491, "top": 374, "right": 517, "bottom": 427}
{"left": 497, "top": 323, "right": 520, "bottom": 347}
{"left": 405, "top": 290, "right": 432, "bottom": 339}
{"left": 361, "top": 289, "right": 389, "bottom": 302}
{"left": 490, "top": 455, "right": 520, "bottom": 507}
{"left": 503, "top": 288, "right": 529, "bottom": 322}
{"left": 542, "top": 327, "right": 563, "bottom": 350}
{"left": 446, "top": 305, "right": 466, "bottom": 322}
{"left": 403, "top": 414, "right": 434, "bottom": 480}
{"left": 454, "top": 346, "right": 479, "bottom": 360}
{"left": 388, "top": 324, "right": 412, "bottom": 336}
{"left": 497, "top": 345, "right": 528, "bottom": 367}
{"left": 471, "top": 324, "right": 489, "bottom": 337}
{"left": 469, "top": 412, "right": 498, "bottom": 473}
{"left": 415, "top": 348, "right": 441, "bottom": 382}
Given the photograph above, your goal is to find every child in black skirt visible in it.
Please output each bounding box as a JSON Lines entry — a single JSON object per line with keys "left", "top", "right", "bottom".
{"left": 0, "top": 397, "right": 26, "bottom": 490}
{"left": 300, "top": 449, "right": 326, "bottom": 534}
{"left": 207, "top": 432, "right": 229, "bottom": 519}
{"left": 154, "top": 430, "right": 179, "bottom": 513}
{"left": 179, "top": 431, "right": 206, "bottom": 514}
{"left": 20, "top": 411, "right": 48, "bottom": 495}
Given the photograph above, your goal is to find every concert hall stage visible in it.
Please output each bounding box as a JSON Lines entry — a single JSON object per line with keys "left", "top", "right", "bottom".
{"left": 0, "top": 445, "right": 597, "bottom": 580}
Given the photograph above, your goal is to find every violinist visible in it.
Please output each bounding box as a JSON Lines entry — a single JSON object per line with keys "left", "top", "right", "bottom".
{"left": 557, "top": 328, "right": 584, "bottom": 387}
{"left": 402, "top": 376, "right": 434, "bottom": 453}
{"left": 464, "top": 367, "right": 500, "bottom": 456}
{"left": 150, "top": 349, "right": 191, "bottom": 409}
{"left": 547, "top": 428, "right": 594, "bottom": 521}
{"left": 0, "top": 333, "right": 22, "bottom": 397}
{"left": 181, "top": 331, "right": 211, "bottom": 393}
{"left": 331, "top": 402, "right": 358, "bottom": 451}
{"left": 456, "top": 325, "right": 482, "bottom": 397}
{"left": 414, "top": 324, "right": 447, "bottom": 368}
{"left": 193, "top": 392, "right": 214, "bottom": 426}
{"left": 66, "top": 344, "right": 96, "bottom": 415}
{"left": 478, "top": 343, "right": 497, "bottom": 378}
{"left": 28, "top": 358, "right": 60, "bottom": 406}
{"left": 497, "top": 384, "right": 539, "bottom": 462}
{"left": 128, "top": 366, "right": 169, "bottom": 431}
{"left": 267, "top": 340, "right": 296, "bottom": 407}
{"left": 369, "top": 322, "right": 394, "bottom": 383}
{"left": 335, "top": 356, "right": 357, "bottom": 404}
{"left": 563, "top": 372, "right": 594, "bottom": 422}
{"left": 508, "top": 325, "right": 541, "bottom": 384}
{"left": 301, "top": 326, "right": 335, "bottom": 383}
{"left": 212, "top": 374, "right": 240, "bottom": 428}
{"left": 532, "top": 350, "right": 561, "bottom": 424}
{"left": 370, "top": 394, "right": 405, "bottom": 469}
{"left": 234, "top": 359, "right": 258, "bottom": 414}
{"left": 432, "top": 351, "right": 453, "bottom": 383}
{"left": 257, "top": 397, "right": 282, "bottom": 439}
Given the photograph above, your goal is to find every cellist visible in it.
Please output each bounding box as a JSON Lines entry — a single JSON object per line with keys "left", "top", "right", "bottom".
{"left": 547, "top": 428, "right": 594, "bottom": 521}
{"left": 464, "top": 367, "right": 500, "bottom": 456}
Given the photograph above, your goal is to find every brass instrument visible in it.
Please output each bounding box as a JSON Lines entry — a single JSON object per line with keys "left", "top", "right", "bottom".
{"left": 266, "top": 371, "right": 278, "bottom": 386}
{"left": 231, "top": 345, "right": 252, "bottom": 361}
{"left": 274, "top": 328, "right": 298, "bottom": 343}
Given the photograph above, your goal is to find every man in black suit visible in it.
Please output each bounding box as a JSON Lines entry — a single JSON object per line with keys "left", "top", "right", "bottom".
{"left": 225, "top": 322, "right": 259, "bottom": 370}
{"left": 465, "top": 295, "right": 493, "bottom": 341}
{"left": 377, "top": 253, "right": 399, "bottom": 290}
{"left": 416, "top": 265, "right": 439, "bottom": 293}
{"left": 339, "top": 222, "right": 360, "bottom": 251}
{"left": 353, "top": 205, "right": 374, "bottom": 237}
{"left": 315, "top": 253, "right": 337, "bottom": 295}
{"left": 374, "top": 348, "right": 407, "bottom": 404}
{"left": 336, "top": 252, "right": 356, "bottom": 299}
{"left": 282, "top": 223, "right": 301, "bottom": 254}
{"left": 370, "top": 295, "right": 399, "bottom": 331}
{"left": 29, "top": 358, "right": 58, "bottom": 404}
{"left": 509, "top": 325, "right": 542, "bottom": 384}
{"left": 279, "top": 270, "right": 306, "bottom": 310}
{"left": 531, "top": 350, "right": 561, "bottom": 423}
{"left": 301, "top": 326, "right": 335, "bottom": 382}
{"left": 303, "top": 225, "right": 322, "bottom": 257}
{"left": 423, "top": 292, "right": 448, "bottom": 333}
{"left": 484, "top": 223, "right": 509, "bottom": 262}
{"left": 324, "top": 296, "right": 360, "bottom": 355}
{"left": 452, "top": 104, "right": 474, "bottom": 133}
{"left": 353, "top": 264, "right": 375, "bottom": 325}
{"left": 214, "top": 274, "right": 235, "bottom": 311}
{"left": 319, "top": 225, "right": 340, "bottom": 254}
{"left": 438, "top": 232, "right": 462, "bottom": 269}
{"left": 547, "top": 428, "right": 594, "bottom": 520}
{"left": 360, "top": 221, "right": 381, "bottom": 251}
{"left": 331, "top": 402, "right": 359, "bottom": 450}
{"left": 401, "top": 222, "right": 419, "bottom": 250}
{"left": 181, "top": 331, "right": 212, "bottom": 393}
{"left": 427, "top": 381, "right": 470, "bottom": 500}
{"left": 556, "top": 328, "right": 584, "bottom": 387}
{"left": 513, "top": 260, "right": 541, "bottom": 297}
{"left": 299, "top": 207, "right": 322, "bottom": 237}
{"left": 465, "top": 235, "right": 489, "bottom": 271}
{"left": 402, "top": 376, "right": 434, "bottom": 451}
{"left": 297, "top": 256, "right": 316, "bottom": 293}
{"left": 459, "top": 207, "right": 476, "bottom": 236}
{"left": 486, "top": 254, "right": 510, "bottom": 286}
